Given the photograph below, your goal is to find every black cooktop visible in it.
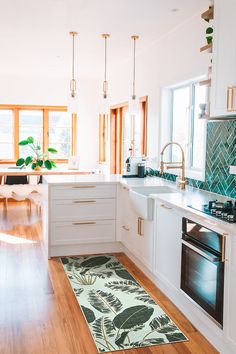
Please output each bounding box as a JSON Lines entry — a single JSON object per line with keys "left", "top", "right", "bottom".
{"left": 188, "top": 200, "right": 236, "bottom": 223}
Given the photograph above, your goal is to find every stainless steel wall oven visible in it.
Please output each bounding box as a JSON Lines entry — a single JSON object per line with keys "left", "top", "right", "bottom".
{"left": 181, "top": 218, "right": 225, "bottom": 327}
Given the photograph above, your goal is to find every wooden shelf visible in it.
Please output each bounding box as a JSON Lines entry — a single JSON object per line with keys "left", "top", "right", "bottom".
{"left": 201, "top": 6, "right": 214, "bottom": 21}
{"left": 200, "top": 43, "right": 212, "bottom": 53}
{"left": 200, "top": 79, "right": 211, "bottom": 86}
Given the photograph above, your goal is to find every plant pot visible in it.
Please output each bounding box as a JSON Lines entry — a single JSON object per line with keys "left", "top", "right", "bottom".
{"left": 34, "top": 165, "right": 42, "bottom": 171}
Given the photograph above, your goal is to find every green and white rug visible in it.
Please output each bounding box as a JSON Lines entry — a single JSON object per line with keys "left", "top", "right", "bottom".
{"left": 61, "top": 255, "right": 188, "bottom": 352}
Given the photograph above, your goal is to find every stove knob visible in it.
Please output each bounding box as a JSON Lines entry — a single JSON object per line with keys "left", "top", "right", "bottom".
{"left": 222, "top": 212, "right": 228, "bottom": 219}
{"left": 216, "top": 210, "right": 222, "bottom": 216}
{"left": 227, "top": 214, "right": 235, "bottom": 222}
{"left": 211, "top": 208, "right": 217, "bottom": 214}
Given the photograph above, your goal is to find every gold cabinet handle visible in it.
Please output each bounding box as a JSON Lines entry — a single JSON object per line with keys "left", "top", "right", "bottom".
{"left": 160, "top": 204, "right": 173, "bottom": 210}
{"left": 122, "top": 225, "right": 130, "bottom": 231}
{"left": 221, "top": 234, "right": 227, "bottom": 262}
{"left": 232, "top": 86, "right": 236, "bottom": 111}
{"left": 227, "top": 86, "right": 233, "bottom": 112}
{"left": 73, "top": 200, "right": 96, "bottom": 203}
{"left": 72, "top": 185, "right": 96, "bottom": 189}
{"left": 72, "top": 221, "right": 96, "bottom": 225}
{"left": 137, "top": 217, "right": 144, "bottom": 236}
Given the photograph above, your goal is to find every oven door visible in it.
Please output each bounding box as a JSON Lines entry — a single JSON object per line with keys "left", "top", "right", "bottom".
{"left": 181, "top": 238, "right": 224, "bottom": 327}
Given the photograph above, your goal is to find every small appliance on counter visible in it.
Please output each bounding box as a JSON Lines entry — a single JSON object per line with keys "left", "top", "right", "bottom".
{"left": 122, "top": 152, "right": 145, "bottom": 178}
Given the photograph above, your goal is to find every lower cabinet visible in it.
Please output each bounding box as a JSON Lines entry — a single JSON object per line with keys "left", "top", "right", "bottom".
{"left": 48, "top": 183, "right": 117, "bottom": 249}
{"left": 117, "top": 185, "right": 154, "bottom": 271}
{"left": 224, "top": 235, "right": 236, "bottom": 353}
{"left": 50, "top": 220, "right": 116, "bottom": 245}
{"left": 154, "top": 201, "right": 182, "bottom": 290}
{"left": 128, "top": 208, "right": 154, "bottom": 271}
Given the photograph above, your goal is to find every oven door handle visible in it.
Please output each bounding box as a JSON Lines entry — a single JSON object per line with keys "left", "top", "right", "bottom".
{"left": 182, "top": 239, "right": 221, "bottom": 263}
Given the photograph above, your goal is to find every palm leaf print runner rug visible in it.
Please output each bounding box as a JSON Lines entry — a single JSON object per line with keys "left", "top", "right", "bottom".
{"left": 61, "top": 255, "right": 188, "bottom": 352}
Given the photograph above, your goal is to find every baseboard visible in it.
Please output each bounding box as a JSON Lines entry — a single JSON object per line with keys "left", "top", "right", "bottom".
{"left": 50, "top": 242, "right": 124, "bottom": 258}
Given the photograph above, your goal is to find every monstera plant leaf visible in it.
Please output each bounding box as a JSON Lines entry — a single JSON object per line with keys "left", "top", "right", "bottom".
{"left": 113, "top": 305, "right": 154, "bottom": 330}
{"left": 92, "top": 317, "right": 116, "bottom": 339}
{"left": 81, "top": 256, "right": 110, "bottom": 268}
{"left": 88, "top": 290, "right": 123, "bottom": 314}
{"left": 81, "top": 305, "right": 95, "bottom": 323}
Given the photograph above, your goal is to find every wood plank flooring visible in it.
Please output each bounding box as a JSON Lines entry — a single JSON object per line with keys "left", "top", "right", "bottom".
{"left": 0, "top": 201, "right": 218, "bottom": 354}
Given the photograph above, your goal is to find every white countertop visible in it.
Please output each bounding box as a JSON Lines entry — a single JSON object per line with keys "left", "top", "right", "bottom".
{"left": 44, "top": 174, "right": 236, "bottom": 236}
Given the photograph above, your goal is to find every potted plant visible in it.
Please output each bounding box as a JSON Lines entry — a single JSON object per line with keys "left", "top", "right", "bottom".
{"left": 16, "top": 136, "right": 58, "bottom": 170}
{"left": 206, "top": 26, "right": 213, "bottom": 44}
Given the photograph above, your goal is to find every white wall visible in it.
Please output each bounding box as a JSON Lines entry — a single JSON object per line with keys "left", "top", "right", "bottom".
{"left": 0, "top": 13, "right": 209, "bottom": 171}
{"left": 0, "top": 75, "right": 101, "bottom": 169}
{"left": 109, "top": 14, "right": 209, "bottom": 166}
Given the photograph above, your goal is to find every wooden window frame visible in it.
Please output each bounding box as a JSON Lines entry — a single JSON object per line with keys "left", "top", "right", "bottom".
{"left": 109, "top": 96, "right": 148, "bottom": 174}
{"left": 0, "top": 104, "right": 77, "bottom": 164}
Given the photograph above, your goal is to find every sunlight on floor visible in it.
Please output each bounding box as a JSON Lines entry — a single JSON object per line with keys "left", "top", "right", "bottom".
{"left": 0, "top": 233, "right": 37, "bottom": 244}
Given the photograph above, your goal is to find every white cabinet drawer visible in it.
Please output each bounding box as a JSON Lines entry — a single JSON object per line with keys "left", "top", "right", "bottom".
{"left": 50, "top": 219, "right": 116, "bottom": 245}
{"left": 50, "top": 184, "right": 116, "bottom": 200}
{"left": 51, "top": 198, "right": 116, "bottom": 221}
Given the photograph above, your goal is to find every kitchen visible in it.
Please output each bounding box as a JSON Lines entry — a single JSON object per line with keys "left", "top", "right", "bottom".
{"left": 0, "top": 1, "right": 236, "bottom": 354}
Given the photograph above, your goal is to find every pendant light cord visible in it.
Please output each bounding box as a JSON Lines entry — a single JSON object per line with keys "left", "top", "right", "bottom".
{"left": 102, "top": 34, "right": 109, "bottom": 99}
{"left": 72, "top": 33, "right": 75, "bottom": 80}
{"left": 133, "top": 37, "right": 136, "bottom": 98}
{"left": 104, "top": 36, "right": 107, "bottom": 82}
{"left": 131, "top": 35, "right": 139, "bottom": 99}
{"left": 69, "top": 31, "right": 77, "bottom": 98}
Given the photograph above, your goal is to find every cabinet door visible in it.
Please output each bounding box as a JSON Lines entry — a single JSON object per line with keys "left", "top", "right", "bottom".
{"left": 117, "top": 185, "right": 132, "bottom": 245}
{"left": 224, "top": 235, "right": 236, "bottom": 352}
{"left": 211, "top": 0, "right": 236, "bottom": 117}
{"left": 154, "top": 201, "right": 182, "bottom": 290}
{"left": 128, "top": 207, "right": 154, "bottom": 272}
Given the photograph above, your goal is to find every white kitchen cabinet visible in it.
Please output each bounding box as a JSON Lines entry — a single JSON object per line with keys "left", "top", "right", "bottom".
{"left": 211, "top": 0, "right": 236, "bottom": 117}
{"left": 47, "top": 183, "right": 117, "bottom": 252}
{"left": 117, "top": 185, "right": 154, "bottom": 271}
{"left": 154, "top": 201, "right": 182, "bottom": 290}
{"left": 116, "top": 185, "right": 131, "bottom": 243}
{"left": 224, "top": 235, "right": 236, "bottom": 353}
{"left": 127, "top": 207, "right": 154, "bottom": 272}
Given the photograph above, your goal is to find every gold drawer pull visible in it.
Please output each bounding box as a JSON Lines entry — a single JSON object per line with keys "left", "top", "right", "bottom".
{"left": 122, "top": 225, "right": 130, "bottom": 231}
{"left": 160, "top": 204, "right": 172, "bottom": 210}
{"left": 73, "top": 200, "right": 96, "bottom": 203}
{"left": 232, "top": 86, "right": 236, "bottom": 111}
{"left": 227, "top": 86, "right": 233, "bottom": 112}
{"left": 72, "top": 221, "right": 96, "bottom": 225}
{"left": 137, "top": 217, "right": 144, "bottom": 236}
{"left": 72, "top": 185, "right": 96, "bottom": 189}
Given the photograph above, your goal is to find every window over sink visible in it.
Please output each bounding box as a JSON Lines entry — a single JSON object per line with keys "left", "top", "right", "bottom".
{"left": 161, "top": 78, "right": 207, "bottom": 181}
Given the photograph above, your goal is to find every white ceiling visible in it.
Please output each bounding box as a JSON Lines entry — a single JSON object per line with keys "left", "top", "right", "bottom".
{"left": 0, "top": 0, "right": 208, "bottom": 79}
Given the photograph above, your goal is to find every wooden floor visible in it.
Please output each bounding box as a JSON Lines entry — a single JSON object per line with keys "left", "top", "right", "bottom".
{"left": 0, "top": 201, "right": 219, "bottom": 354}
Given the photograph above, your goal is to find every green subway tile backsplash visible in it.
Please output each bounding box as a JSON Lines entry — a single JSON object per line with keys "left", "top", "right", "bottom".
{"left": 152, "top": 120, "right": 236, "bottom": 199}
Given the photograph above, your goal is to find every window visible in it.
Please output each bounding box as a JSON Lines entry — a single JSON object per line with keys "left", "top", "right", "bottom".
{"left": 165, "top": 80, "right": 207, "bottom": 180}
{"left": 0, "top": 105, "right": 77, "bottom": 163}
{"left": 0, "top": 110, "right": 14, "bottom": 160}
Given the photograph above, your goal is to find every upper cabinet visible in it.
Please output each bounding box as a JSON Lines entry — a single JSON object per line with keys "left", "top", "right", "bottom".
{"left": 210, "top": 0, "right": 236, "bottom": 118}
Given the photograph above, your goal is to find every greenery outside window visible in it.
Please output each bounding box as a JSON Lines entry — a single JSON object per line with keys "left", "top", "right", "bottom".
{"left": 0, "top": 105, "right": 77, "bottom": 164}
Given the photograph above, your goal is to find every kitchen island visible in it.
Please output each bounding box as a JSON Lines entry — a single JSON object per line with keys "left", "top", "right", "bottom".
{"left": 43, "top": 174, "right": 236, "bottom": 354}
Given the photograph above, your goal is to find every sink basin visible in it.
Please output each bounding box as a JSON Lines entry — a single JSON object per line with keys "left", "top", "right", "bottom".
{"left": 129, "top": 186, "right": 179, "bottom": 220}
